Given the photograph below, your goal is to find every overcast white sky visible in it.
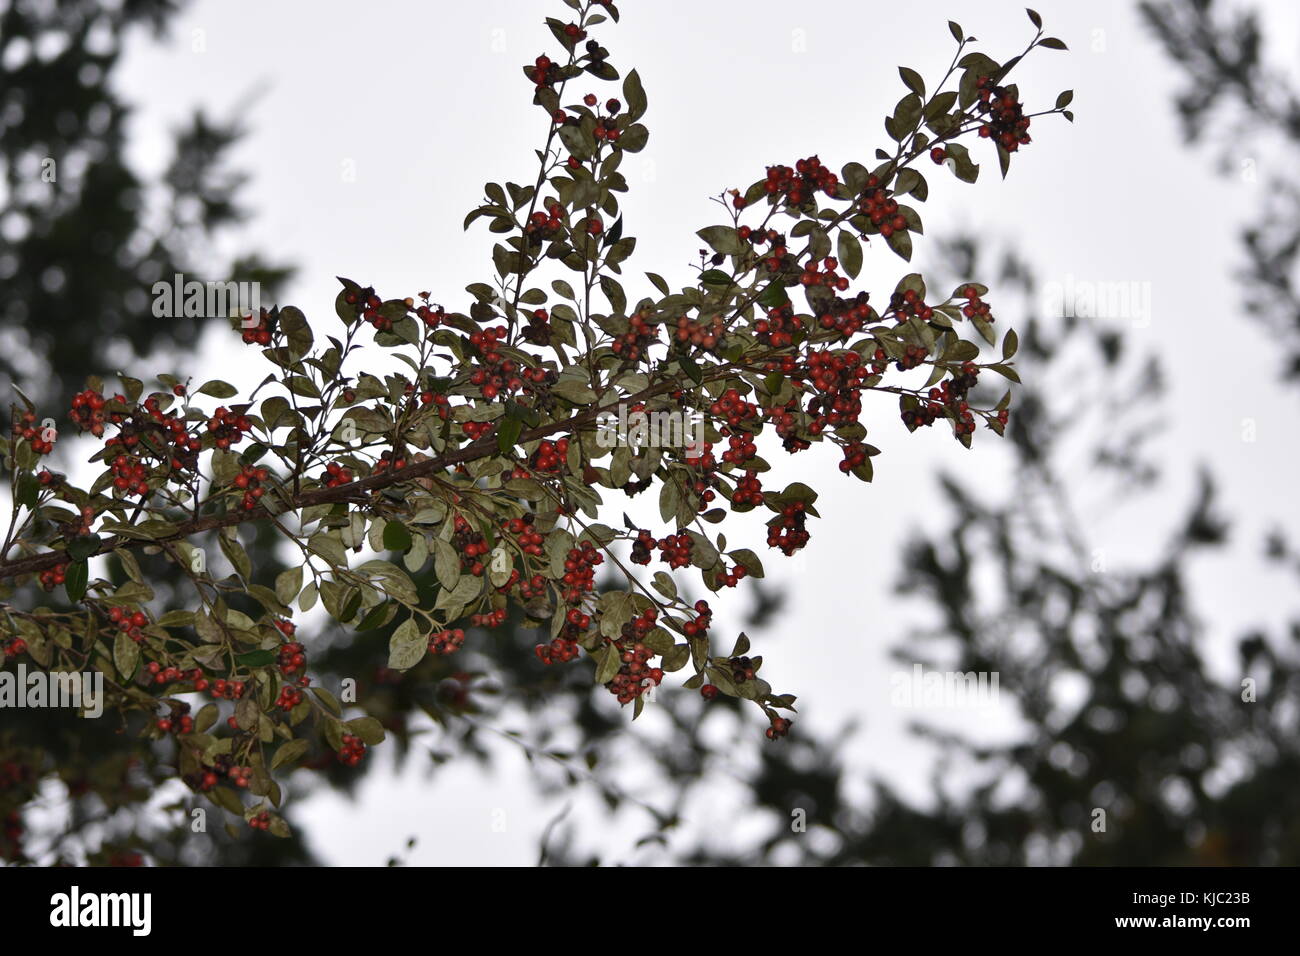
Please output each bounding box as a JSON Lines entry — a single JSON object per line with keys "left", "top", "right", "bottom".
{"left": 86, "top": 0, "right": 1300, "bottom": 864}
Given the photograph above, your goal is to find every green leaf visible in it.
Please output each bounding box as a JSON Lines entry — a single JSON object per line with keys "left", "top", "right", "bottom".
{"left": 594, "top": 643, "right": 621, "bottom": 684}
{"left": 617, "top": 123, "right": 648, "bottom": 152}
{"left": 497, "top": 416, "right": 523, "bottom": 454}
{"left": 236, "top": 650, "right": 275, "bottom": 668}
{"left": 758, "top": 283, "right": 790, "bottom": 308}
{"left": 623, "top": 68, "right": 648, "bottom": 121}
{"left": 197, "top": 380, "right": 239, "bottom": 399}
{"left": 271, "top": 739, "right": 309, "bottom": 770}
{"left": 696, "top": 225, "right": 743, "bottom": 257}
{"left": 433, "top": 539, "right": 461, "bottom": 590}
{"left": 113, "top": 630, "right": 139, "bottom": 681}
{"left": 837, "top": 232, "right": 863, "bottom": 280}
{"left": 898, "top": 66, "right": 925, "bottom": 97}
{"left": 347, "top": 716, "right": 387, "bottom": 746}
{"left": 945, "top": 142, "right": 980, "bottom": 183}
{"left": 67, "top": 535, "right": 101, "bottom": 563}
{"left": 64, "top": 560, "right": 88, "bottom": 603}
{"left": 885, "top": 228, "right": 913, "bottom": 262}
{"left": 388, "top": 618, "right": 427, "bottom": 670}
{"left": 275, "top": 566, "right": 303, "bottom": 605}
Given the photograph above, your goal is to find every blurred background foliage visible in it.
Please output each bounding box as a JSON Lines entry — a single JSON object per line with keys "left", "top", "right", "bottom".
{"left": 1, "top": 0, "right": 1297, "bottom": 866}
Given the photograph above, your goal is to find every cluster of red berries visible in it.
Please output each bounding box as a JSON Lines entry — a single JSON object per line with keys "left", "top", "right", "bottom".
{"left": 530, "top": 437, "right": 569, "bottom": 472}
{"left": 907, "top": 362, "right": 993, "bottom": 437}
{"left": 69, "top": 388, "right": 121, "bottom": 438}
{"left": 612, "top": 310, "right": 659, "bottom": 363}
{"left": 416, "top": 302, "right": 445, "bottom": 329}
{"left": 133, "top": 395, "right": 202, "bottom": 472}
{"left": 657, "top": 531, "right": 693, "bottom": 570}
{"left": 524, "top": 202, "right": 565, "bottom": 244}
{"left": 672, "top": 313, "right": 726, "bottom": 353}
{"left": 766, "top": 715, "right": 793, "bottom": 740}
{"left": 276, "top": 638, "right": 306, "bottom": 680}
{"left": 767, "top": 502, "right": 810, "bottom": 555}
{"left": 805, "top": 351, "right": 869, "bottom": 429}
{"left": 249, "top": 811, "right": 272, "bottom": 831}
{"left": 958, "top": 285, "right": 994, "bottom": 322}
{"left": 469, "top": 607, "right": 508, "bottom": 629}
{"left": 590, "top": 114, "right": 622, "bottom": 144}
{"left": 721, "top": 428, "right": 757, "bottom": 466}
{"left": 708, "top": 389, "right": 758, "bottom": 429}
{"left": 561, "top": 542, "right": 603, "bottom": 603}
{"left": 523, "top": 307, "right": 552, "bottom": 345}
{"left": 239, "top": 309, "right": 274, "bottom": 345}
{"left": 428, "top": 628, "right": 466, "bottom": 655}
{"left": 501, "top": 515, "right": 545, "bottom": 557}
{"left": 184, "top": 756, "right": 253, "bottom": 792}
{"left": 682, "top": 600, "right": 713, "bottom": 638}
{"left": 535, "top": 631, "right": 583, "bottom": 665}
{"left": 206, "top": 406, "right": 250, "bottom": 450}
{"left": 764, "top": 399, "right": 810, "bottom": 454}
{"left": 605, "top": 608, "right": 664, "bottom": 704}
{"left": 890, "top": 287, "right": 934, "bottom": 324}
{"left": 894, "top": 344, "right": 930, "bottom": 372}
{"left": 468, "top": 326, "right": 525, "bottom": 400}
{"left": 764, "top": 156, "right": 839, "bottom": 207}
{"left": 145, "top": 662, "right": 207, "bottom": 690}
{"left": 839, "top": 441, "right": 870, "bottom": 474}
{"left": 819, "top": 291, "right": 873, "bottom": 338}
{"left": 418, "top": 387, "right": 453, "bottom": 419}
{"left": 320, "top": 461, "right": 354, "bottom": 487}
{"left": 728, "top": 655, "right": 758, "bottom": 685}
{"left": 11, "top": 411, "right": 53, "bottom": 455}
{"left": 463, "top": 421, "right": 494, "bottom": 442}
{"left": 755, "top": 305, "right": 802, "bottom": 349}
{"left": 359, "top": 293, "right": 395, "bottom": 332}
{"left": 530, "top": 54, "right": 562, "bottom": 87}
{"left": 38, "top": 564, "right": 66, "bottom": 591}
{"left": 337, "top": 734, "right": 366, "bottom": 767}
{"left": 3, "top": 638, "right": 27, "bottom": 659}
{"left": 155, "top": 702, "right": 194, "bottom": 736}
{"left": 451, "top": 516, "right": 490, "bottom": 575}
{"left": 516, "top": 572, "right": 548, "bottom": 600}
{"left": 209, "top": 677, "right": 248, "bottom": 701}
{"left": 857, "top": 175, "right": 908, "bottom": 239}
{"left": 731, "top": 471, "right": 764, "bottom": 508}
{"left": 800, "top": 256, "right": 850, "bottom": 292}
{"left": 109, "top": 454, "right": 149, "bottom": 498}
{"left": 275, "top": 686, "right": 304, "bottom": 711}
{"left": 714, "top": 563, "right": 749, "bottom": 589}
{"left": 108, "top": 606, "right": 149, "bottom": 643}
{"left": 630, "top": 529, "right": 656, "bottom": 565}
{"left": 373, "top": 450, "right": 408, "bottom": 474}
{"left": 976, "top": 78, "right": 1032, "bottom": 152}
{"left": 233, "top": 464, "right": 270, "bottom": 511}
